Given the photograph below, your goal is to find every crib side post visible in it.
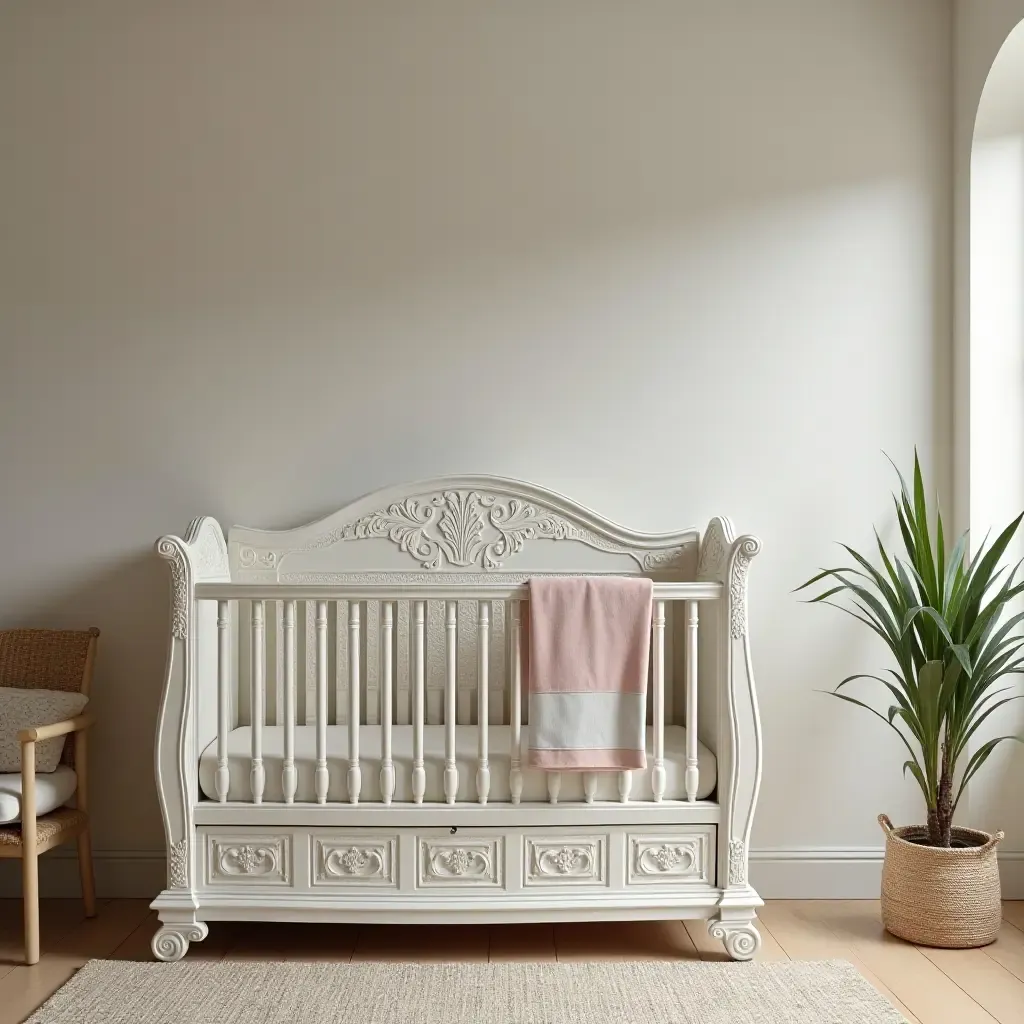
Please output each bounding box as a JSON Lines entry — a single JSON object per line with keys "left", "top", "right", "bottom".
{"left": 151, "top": 517, "right": 229, "bottom": 961}
{"left": 699, "top": 517, "right": 764, "bottom": 960}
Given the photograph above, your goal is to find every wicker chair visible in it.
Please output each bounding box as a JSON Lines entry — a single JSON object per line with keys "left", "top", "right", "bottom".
{"left": 0, "top": 628, "right": 98, "bottom": 964}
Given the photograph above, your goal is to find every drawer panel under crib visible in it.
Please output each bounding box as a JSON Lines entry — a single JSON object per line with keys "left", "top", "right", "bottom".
{"left": 204, "top": 832, "right": 294, "bottom": 888}
{"left": 196, "top": 824, "right": 716, "bottom": 894}
{"left": 312, "top": 833, "right": 398, "bottom": 888}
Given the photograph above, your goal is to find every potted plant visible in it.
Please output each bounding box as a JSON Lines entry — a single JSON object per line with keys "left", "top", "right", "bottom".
{"left": 798, "top": 452, "right": 1022, "bottom": 948}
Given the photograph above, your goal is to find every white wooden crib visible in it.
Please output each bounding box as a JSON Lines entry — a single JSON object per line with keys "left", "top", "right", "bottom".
{"left": 150, "top": 476, "right": 763, "bottom": 960}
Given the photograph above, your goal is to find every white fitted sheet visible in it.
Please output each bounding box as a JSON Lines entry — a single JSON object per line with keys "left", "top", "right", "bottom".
{"left": 198, "top": 725, "right": 716, "bottom": 804}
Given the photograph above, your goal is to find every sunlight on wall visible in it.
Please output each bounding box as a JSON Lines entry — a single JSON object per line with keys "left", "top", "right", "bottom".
{"left": 968, "top": 16, "right": 1024, "bottom": 839}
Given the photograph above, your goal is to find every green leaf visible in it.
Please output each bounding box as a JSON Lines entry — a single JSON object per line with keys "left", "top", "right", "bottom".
{"left": 902, "top": 758, "right": 931, "bottom": 804}
{"left": 914, "top": 608, "right": 972, "bottom": 676}
{"left": 824, "top": 691, "right": 920, "bottom": 763}
{"left": 952, "top": 697, "right": 1024, "bottom": 762}
{"left": 952, "top": 735, "right": 1024, "bottom": 811}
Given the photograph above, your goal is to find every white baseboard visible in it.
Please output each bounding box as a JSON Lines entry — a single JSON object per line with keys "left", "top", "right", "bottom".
{"left": 751, "top": 847, "right": 1024, "bottom": 900}
{"left": 3, "top": 847, "right": 1022, "bottom": 901}
{"left": 0, "top": 849, "right": 166, "bottom": 900}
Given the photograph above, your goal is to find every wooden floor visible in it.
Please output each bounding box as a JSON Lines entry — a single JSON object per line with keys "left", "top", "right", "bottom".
{"left": 0, "top": 901, "right": 1022, "bottom": 1022}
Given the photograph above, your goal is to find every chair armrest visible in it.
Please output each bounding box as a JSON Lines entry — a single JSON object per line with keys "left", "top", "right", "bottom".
{"left": 18, "top": 712, "right": 95, "bottom": 744}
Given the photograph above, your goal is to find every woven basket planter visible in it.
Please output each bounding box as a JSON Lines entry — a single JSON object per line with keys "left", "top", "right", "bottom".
{"left": 879, "top": 814, "right": 1004, "bottom": 948}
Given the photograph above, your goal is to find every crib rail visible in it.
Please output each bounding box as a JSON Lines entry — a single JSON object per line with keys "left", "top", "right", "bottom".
{"left": 195, "top": 582, "right": 723, "bottom": 601}
{"left": 198, "top": 581, "right": 722, "bottom": 807}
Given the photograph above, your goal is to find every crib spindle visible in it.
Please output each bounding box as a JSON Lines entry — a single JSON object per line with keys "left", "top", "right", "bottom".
{"left": 685, "top": 599, "right": 700, "bottom": 802}
{"left": 618, "top": 771, "right": 631, "bottom": 804}
{"left": 380, "top": 602, "right": 395, "bottom": 805}
{"left": 547, "top": 772, "right": 561, "bottom": 804}
{"left": 444, "top": 601, "right": 458, "bottom": 804}
{"left": 412, "top": 601, "right": 426, "bottom": 803}
{"left": 250, "top": 601, "right": 265, "bottom": 804}
{"left": 509, "top": 600, "right": 523, "bottom": 805}
{"left": 282, "top": 600, "right": 297, "bottom": 803}
{"left": 476, "top": 601, "right": 490, "bottom": 804}
{"left": 215, "top": 601, "right": 230, "bottom": 803}
{"left": 314, "top": 601, "right": 329, "bottom": 804}
{"left": 583, "top": 772, "right": 597, "bottom": 804}
{"left": 348, "top": 602, "right": 361, "bottom": 804}
{"left": 652, "top": 599, "right": 667, "bottom": 802}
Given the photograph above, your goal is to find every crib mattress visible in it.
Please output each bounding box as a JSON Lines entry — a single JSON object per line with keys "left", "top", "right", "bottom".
{"left": 198, "top": 725, "right": 716, "bottom": 804}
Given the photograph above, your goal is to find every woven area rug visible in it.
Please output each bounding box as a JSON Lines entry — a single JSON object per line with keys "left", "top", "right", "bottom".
{"left": 27, "top": 959, "right": 904, "bottom": 1023}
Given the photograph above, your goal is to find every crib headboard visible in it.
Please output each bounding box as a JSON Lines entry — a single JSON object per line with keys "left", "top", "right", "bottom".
{"left": 227, "top": 476, "right": 699, "bottom": 582}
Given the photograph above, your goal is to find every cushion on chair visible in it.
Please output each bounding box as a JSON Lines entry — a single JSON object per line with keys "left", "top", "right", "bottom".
{"left": 0, "top": 807, "right": 87, "bottom": 846}
{"left": 0, "top": 765, "right": 78, "bottom": 823}
{"left": 0, "top": 687, "right": 89, "bottom": 773}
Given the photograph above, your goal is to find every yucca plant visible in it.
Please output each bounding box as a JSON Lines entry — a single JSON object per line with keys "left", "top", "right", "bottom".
{"left": 797, "top": 452, "right": 1024, "bottom": 848}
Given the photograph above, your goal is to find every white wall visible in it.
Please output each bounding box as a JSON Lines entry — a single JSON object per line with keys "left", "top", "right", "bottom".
{"left": 0, "top": 1, "right": 954, "bottom": 897}
{"left": 958, "top": 3, "right": 1024, "bottom": 875}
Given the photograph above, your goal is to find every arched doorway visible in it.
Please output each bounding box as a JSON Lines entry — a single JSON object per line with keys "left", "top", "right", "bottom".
{"left": 965, "top": 13, "right": 1024, "bottom": 862}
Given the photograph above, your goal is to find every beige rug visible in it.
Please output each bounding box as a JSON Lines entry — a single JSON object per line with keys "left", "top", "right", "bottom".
{"left": 27, "top": 959, "right": 904, "bottom": 1023}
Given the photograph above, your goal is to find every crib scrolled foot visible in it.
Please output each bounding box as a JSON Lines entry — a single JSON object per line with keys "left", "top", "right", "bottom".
{"left": 152, "top": 921, "right": 208, "bottom": 962}
{"left": 708, "top": 916, "right": 761, "bottom": 961}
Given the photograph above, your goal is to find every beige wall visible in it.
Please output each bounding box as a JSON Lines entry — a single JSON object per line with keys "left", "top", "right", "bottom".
{"left": 1, "top": 1, "right": 955, "bottom": 896}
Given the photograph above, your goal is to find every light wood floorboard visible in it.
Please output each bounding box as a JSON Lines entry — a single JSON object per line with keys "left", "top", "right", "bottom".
{"left": 0, "top": 900, "right": 1019, "bottom": 1023}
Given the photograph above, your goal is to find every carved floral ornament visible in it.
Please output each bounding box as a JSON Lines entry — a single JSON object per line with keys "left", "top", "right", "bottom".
{"left": 321, "top": 844, "right": 387, "bottom": 879}
{"left": 424, "top": 843, "right": 494, "bottom": 880}
{"left": 728, "top": 838, "right": 747, "bottom": 886}
{"left": 264, "top": 491, "right": 691, "bottom": 572}
{"left": 156, "top": 539, "right": 189, "bottom": 641}
{"left": 213, "top": 841, "right": 286, "bottom": 880}
{"left": 168, "top": 838, "right": 189, "bottom": 888}
{"left": 534, "top": 844, "right": 596, "bottom": 877}
{"left": 636, "top": 842, "right": 694, "bottom": 876}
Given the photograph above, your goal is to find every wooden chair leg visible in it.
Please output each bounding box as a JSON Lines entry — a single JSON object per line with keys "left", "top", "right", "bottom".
{"left": 21, "top": 737, "right": 40, "bottom": 965}
{"left": 77, "top": 829, "right": 96, "bottom": 918}
{"left": 73, "top": 728, "right": 96, "bottom": 917}
{"left": 22, "top": 849, "right": 40, "bottom": 965}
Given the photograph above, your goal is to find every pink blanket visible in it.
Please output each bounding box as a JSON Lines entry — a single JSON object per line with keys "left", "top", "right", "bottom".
{"left": 526, "top": 576, "right": 653, "bottom": 771}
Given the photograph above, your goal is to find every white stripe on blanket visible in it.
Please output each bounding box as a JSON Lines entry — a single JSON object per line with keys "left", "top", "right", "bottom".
{"left": 528, "top": 691, "right": 646, "bottom": 751}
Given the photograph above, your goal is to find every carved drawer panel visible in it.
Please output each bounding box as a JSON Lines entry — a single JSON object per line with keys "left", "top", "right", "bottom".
{"left": 313, "top": 834, "right": 397, "bottom": 888}
{"left": 205, "top": 834, "right": 292, "bottom": 887}
{"left": 627, "top": 831, "right": 711, "bottom": 886}
{"left": 417, "top": 835, "right": 504, "bottom": 889}
{"left": 524, "top": 835, "right": 607, "bottom": 887}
